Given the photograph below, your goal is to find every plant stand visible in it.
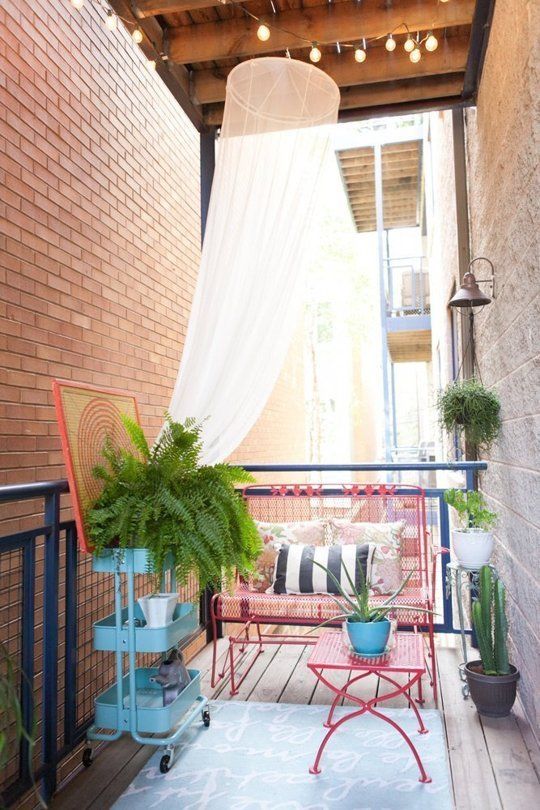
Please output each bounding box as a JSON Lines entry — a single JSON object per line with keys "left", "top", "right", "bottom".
{"left": 83, "top": 549, "right": 209, "bottom": 774}
{"left": 445, "top": 561, "right": 498, "bottom": 698}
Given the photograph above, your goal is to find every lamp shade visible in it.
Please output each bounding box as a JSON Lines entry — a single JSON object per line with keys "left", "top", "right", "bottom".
{"left": 448, "top": 272, "right": 492, "bottom": 308}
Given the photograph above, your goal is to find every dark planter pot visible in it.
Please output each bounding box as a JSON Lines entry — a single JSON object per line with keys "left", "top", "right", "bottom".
{"left": 465, "top": 660, "right": 520, "bottom": 717}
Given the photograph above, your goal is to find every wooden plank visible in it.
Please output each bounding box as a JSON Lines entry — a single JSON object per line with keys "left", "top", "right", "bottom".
{"left": 247, "top": 643, "right": 307, "bottom": 703}
{"left": 193, "top": 35, "right": 470, "bottom": 104}
{"left": 279, "top": 644, "right": 318, "bottom": 704}
{"left": 480, "top": 714, "right": 540, "bottom": 807}
{"left": 168, "top": 0, "right": 475, "bottom": 65}
{"left": 137, "top": 0, "right": 229, "bottom": 16}
{"left": 438, "top": 645, "right": 503, "bottom": 810}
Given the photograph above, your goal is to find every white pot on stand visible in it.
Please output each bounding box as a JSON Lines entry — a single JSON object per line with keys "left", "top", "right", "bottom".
{"left": 138, "top": 593, "right": 177, "bottom": 627}
{"left": 452, "top": 529, "right": 494, "bottom": 570}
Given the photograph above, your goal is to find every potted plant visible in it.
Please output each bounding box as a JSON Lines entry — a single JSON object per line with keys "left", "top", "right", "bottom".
{"left": 437, "top": 378, "right": 501, "bottom": 456}
{"left": 444, "top": 489, "right": 497, "bottom": 569}
{"left": 87, "top": 416, "right": 261, "bottom": 601}
{"left": 465, "top": 566, "right": 519, "bottom": 717}
{"left": 1, "top": 642, "right": 46, "bottom": 808}
{"left": 313, "top": 563, "right": 432, "bottom": 656}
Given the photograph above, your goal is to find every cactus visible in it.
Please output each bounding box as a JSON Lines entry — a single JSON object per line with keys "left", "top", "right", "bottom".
{"left": 471, "top": 565, "right": 510, "bottom": 676}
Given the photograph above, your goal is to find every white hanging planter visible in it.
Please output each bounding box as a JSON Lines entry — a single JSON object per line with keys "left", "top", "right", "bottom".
{"left": 452, "top": 529, "right": 494, "bottom": 570}
{"left": 138, "top": 593, "right": 178, "bottom": 628}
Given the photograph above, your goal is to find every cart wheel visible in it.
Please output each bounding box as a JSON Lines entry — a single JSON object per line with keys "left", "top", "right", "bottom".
{"left": 202, "top": 709, "right": 211, "bottom": 727}
{"left": 160, "top": 754, "right": 171, "bottom": 774}
{"left": 82, "top": 747, "right": 93, "bottom": 768}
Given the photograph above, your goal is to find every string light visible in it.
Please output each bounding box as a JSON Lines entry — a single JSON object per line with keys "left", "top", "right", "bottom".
{"left": 104, "top": 9, "right": 117, "bottom": 30}
{"left": 309, "top": 43, "right": 322, "bottom": 63}
{"left": 68, "top": 1, "right": 440, "bottom": 74}
{"left": 354, "top": 39, "right": 367, "bottom": 63}
{"left": 404, "top": 35, "right": 416, "bottom": 53}
{"left": 257, "top": 24, "right": 271, "bottom": 42}
{"left": 425, "top": 32, "right": 438, "bottom": 52}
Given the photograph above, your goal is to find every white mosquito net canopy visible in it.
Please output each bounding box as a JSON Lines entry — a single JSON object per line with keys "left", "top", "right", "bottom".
{"left": 168, "top": 57, "right": 340, "bottom": 462}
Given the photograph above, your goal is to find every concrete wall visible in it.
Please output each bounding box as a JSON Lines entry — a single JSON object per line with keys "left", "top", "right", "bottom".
{"left": 428, "top": 0, "right": 540, "bottom": 732}
{"left": 466, "top": 0, "right": 540, "bottom": 733}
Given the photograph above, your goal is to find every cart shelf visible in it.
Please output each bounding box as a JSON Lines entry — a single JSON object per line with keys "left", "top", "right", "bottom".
{"left": 93, "top": 603, "right": 197, "bottom": 653}
{"left": 92, "top": 548, "right": 173, "bottom": 574}
{"left": 94, "top": 667, "right": 201, "bottom": 735}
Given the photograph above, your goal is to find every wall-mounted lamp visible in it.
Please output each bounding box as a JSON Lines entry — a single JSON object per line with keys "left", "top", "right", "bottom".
{"left": 448, "top": 257, "right": 495, "bottom": 308}
{"left": 448, "top": 257, "right": 495, "bottom": 378}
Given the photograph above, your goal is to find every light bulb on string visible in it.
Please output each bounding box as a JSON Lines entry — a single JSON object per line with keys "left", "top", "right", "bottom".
{"left": 410, "top": 47, "right": 421, "bottom": 63}
{"left": 105, "top": 10, "right": 117, "bottom": 31}
{"left": 257, "top": 24, "right": 271, "bottom": 42}
{"left": 385, "top": 34, "right": 396, "bottom": 52}
{"left": 354, "top": 45, "right": 367, "bottom": 63}
{"left": 425, "top": 32, "right": 438, "bottom": 52}
{"left": 132, "top": 28, "right": 143, "bottom": 44}
{"left": 309, "top": 43, "right": 322, "bottom": 63}
{"left": 70, "top": 0, "right": 84, "bottom": 9}
{"left": 404, "top": 35, "right": 415, "bottom": 53}
{"left": 146, "top": 59, "right": 157, "bottom": 71}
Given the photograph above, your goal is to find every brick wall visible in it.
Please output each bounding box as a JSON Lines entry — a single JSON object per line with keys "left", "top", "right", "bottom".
{"left": 0, "top": 0, "right": 201, "bottom": 799}
{"left": 0, "top": 0, "right": 201, "bottom": 526}
{"left": 465, "top": 0, "right": 540, "bottom": 735}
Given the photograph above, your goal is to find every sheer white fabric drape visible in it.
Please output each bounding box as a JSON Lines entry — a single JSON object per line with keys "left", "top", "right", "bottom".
{"left": 168, "top": 58, "right": 339, "bottom": 463}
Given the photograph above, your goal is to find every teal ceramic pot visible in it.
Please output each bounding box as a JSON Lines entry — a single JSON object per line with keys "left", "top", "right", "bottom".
{"left": 346, "top": 618, "right": 391, "bottom": 655}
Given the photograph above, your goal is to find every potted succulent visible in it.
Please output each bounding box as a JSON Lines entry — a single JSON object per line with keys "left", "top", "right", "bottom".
{"left": 466, "top": 566, "right": 519, "bottom": 717}
{"left": 87, "top": 416, "right": 261, "bottom": 598}
{"left": 444, "top": 489, "right": 497, "bottom": 569}
{"left": 313, "top": 562, "right": 432, "bottom": 656}
{"left": 437, "top": 378, "right": 501, "bottom": 457}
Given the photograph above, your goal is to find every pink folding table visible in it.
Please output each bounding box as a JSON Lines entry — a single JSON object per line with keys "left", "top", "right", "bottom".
{"left": 307, "top": 630, "right": 431, "bottom": 782}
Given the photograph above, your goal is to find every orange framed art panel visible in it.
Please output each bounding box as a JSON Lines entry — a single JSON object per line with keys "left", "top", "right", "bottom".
{"left": 52, "top": 379, "right": 142, "bottom": 553}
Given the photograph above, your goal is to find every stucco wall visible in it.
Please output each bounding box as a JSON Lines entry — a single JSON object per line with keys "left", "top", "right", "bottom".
{"left": 465, "top": 0, "right": 540, "bottom": 733}
{"left": 428, "top": 0, "right": 539, "bottom": 733}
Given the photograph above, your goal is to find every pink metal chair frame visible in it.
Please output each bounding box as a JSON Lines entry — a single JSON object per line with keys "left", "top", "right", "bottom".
{"left": 211, "top": 483, "right": 441, "bottom": 704}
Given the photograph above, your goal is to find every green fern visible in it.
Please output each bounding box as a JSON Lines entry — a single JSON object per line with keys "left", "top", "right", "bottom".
{"left": 87, "top": 416, "right": 261, "bottom": 589}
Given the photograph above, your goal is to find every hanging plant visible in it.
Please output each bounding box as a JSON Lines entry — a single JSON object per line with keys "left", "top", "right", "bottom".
{"left": 437, "top": 378, "right": 501, "bottom": 455}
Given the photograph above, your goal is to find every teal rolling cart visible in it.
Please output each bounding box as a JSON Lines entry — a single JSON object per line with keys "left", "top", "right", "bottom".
{"left": 83, "top": 549, "right": 210, "bottom": 774}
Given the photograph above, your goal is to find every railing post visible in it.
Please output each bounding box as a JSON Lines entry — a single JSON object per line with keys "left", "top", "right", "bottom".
{"left": 42, "top": 492, "right": 60, "bottom": 801}
{"left": 19, "top": 539, "right": 36, "bottom": 786}
{"left": 64, "top": 524, "right": 78, "bottom": 748}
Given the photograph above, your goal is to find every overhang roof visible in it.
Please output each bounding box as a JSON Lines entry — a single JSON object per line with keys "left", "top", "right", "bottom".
{"left": 337, "top": 140, "right": 421, "bottom": 232}
{"left": 111, "top": 0, "right": 494, "bottom": 131}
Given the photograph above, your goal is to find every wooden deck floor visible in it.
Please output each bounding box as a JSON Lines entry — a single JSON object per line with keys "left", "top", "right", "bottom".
{"left": 52, "top": 633, "right": 540, "bottom": 810}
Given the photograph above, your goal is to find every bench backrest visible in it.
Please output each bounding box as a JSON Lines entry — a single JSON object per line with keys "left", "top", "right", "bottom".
{"left": 243, "top": 483, "right": 430, "bottom": 593}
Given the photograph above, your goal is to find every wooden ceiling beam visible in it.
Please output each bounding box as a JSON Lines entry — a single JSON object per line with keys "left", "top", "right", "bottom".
{"left": 136, "top": 0, "right": 226, "bottom": 16}
{"left": 168, "top": 0, "right": 474, "bottom": 65}
{"left": 196, "top": 41, "right": 467, "bottom": 106}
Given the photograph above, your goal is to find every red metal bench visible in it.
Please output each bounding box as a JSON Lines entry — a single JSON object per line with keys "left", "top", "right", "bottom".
{"left": 211, "top": 483, "right": 440, "bottom": 704}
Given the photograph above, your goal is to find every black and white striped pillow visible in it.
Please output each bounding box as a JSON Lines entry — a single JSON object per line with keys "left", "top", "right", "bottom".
{"left": 271, "top": 543, "right": 373, "bottom": 595}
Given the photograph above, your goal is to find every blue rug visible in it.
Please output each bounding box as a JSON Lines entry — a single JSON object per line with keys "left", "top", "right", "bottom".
{"left": 113, "top": 701, "right": 452, "bottom": 809}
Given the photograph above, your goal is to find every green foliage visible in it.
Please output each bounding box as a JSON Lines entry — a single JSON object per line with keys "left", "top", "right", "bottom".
{"left": 444, "top": 489, "right": 497, "bottom": 531}
{"left": 472, "top": 566, "right": 511, "bottom": 676}
{"left": 0, "top": 642, "right": 45, "bottom": 808}
{"left": 312, "top": 562, "right": 433, "bottom": 628}
{"left": 437, "top": 378, "right": 501, "bottom": 454}
{"left": 87, "top": 416, "right": 261, "bottom": 590}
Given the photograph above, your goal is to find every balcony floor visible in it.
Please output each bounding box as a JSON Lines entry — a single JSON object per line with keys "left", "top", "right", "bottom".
{"left": 51, "top": 633, "right": 540, "bottom": 810}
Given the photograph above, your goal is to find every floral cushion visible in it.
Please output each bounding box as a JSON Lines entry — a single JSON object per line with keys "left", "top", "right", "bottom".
{"left": 250, "top": 520, "right": 327, "bottom": 593}
{"left": 329, "top": 520, "right": 405, "bottom": 595}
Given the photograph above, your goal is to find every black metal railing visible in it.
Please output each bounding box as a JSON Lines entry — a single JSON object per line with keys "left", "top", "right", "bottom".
{"left": 0, "top": 481, "right": 210, "bottom": 807}
{"left": 0, "top": 461, "right": 485, "bottom": 805}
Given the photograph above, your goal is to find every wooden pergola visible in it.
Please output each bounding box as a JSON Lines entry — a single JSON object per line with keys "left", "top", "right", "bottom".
{"left": 110, "top": 0, "right": 494, "bottom": 131}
